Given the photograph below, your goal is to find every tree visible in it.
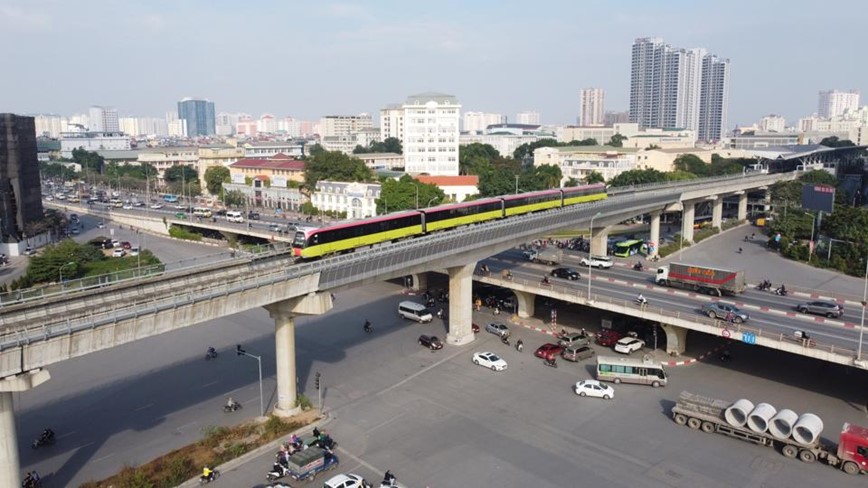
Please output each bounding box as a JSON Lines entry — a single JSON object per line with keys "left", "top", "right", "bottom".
{"left": 40, "top": 162, "right": 78, "bottom": 180}
{"left": 608, "top": 134, "right": 627, "bottom": 147}
{"left": 204, "top": 166, "right": 230, "bottom": 195}
{"left": 528, "top": 164, "right": 563, "bottom": 189}
{"left": 673, "top": 154, "right": 708, "bottom": 176}
{"left": 513, "top": 139, "right": 560, "bottom": 162}
{"left": 564, "top": 177, "right": 580, "bottom": 187}
{"left": 224, "top": 190, "right": 245, "bottom": 207}
{"left": 607, "top": 169, "right": 668, "bottom": 187}
{"left": 819, "top": 136, "right": 856, "bottom": 148}
{"left": 163, "top": 165, "right": 198, "bottom": 183}
{"left": 584, "top": 171, "right": 605, "bottom": 185}
{"left": 71, "top": 148, "right": 105, "bottom": 174}
{"left": 304, "top": 150, "right": 373, "bottom": 189}
{"left": 376, "top": 175, "right": 445, "bottom": 213}
{"left": 350, "top": 137, "right": 403, "bottom": 155}
{"left": 459, "top": 143, "right": 501, "bottom": 175}
{"left": 566, "top": 138, "right": 599, "bottom": 146}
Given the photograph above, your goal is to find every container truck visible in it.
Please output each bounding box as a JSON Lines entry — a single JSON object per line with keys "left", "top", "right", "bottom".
{"left": 671, "top": 391, "right": 867, "bottom": 475}
{"left": 655, "top": 262, "right": 745, "bottom": 296}
{"left": 533, "top": 249, "right": 562, "bottom": 266}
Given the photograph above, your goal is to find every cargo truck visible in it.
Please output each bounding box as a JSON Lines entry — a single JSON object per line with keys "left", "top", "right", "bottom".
{"left": 533, "top": 249, "right": 562, "bottom": 266}
{"left": 283, "top": 446, "right": 339, "bottom": 481}
{"left": 671, "top": 391, "right": 867, "bottom": 475}
{"left": 655, "top": 262, "right": 745, "bottom": 296}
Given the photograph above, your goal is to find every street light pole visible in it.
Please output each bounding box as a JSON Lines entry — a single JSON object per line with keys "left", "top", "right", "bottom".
{"left": 587, "top": 211, "right": 602, "bottom": 301}
{"left": 858, "top": 258, "right": 867, "bottom": 361}
{"left": 515, "top": 175, "right": 519, "bottom": 195}
{"left": 414, "top": 185, "right": 419, "bottom": 210}
{"left": 236, "top": 345, "right": 264, "bottom": 417}
{"left": 58, "top": 261, "right": 76, "bottom": 288}
{"left": 426, "top": 196, "right": 438, "bottom": 208}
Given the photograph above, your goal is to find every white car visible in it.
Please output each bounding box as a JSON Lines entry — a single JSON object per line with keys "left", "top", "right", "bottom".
{"left": 579, "top": 255, "right": 614, "bottom": 269}
{"left": 614, "top": 337, "right": 645, "bottom": 354}
{"left": 122, "top": 204, "right": 133, "bottom": 210}
{"left": 574, "top": 379, "right": 615, "bottom": 399}
{"left": 150, "top": 203, "right": 164, "bottom": 209}
{"left": 97, "top": 221, "right": 106, "bottom": 229}
{"left": 130, "top": 247, "right": 140, "bottom": 257}
{"left": 322, "top": 473, "right": 370, "bottom": 488}
{"left": 111, "top": 248, "right": 125, "bottom": 258}
{"left": 473, "top": 352, "right": 508, "bottom": 371}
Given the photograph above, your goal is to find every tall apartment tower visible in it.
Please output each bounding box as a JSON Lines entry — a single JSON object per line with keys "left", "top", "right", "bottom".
{"left": 818, "top": 90, "right": 860, "bottom": 119}
{"left": 515, "top": 111, "right": 540, "bottom": 125}
{"left": 629, "top": 37, "right": 729, "bottom": 142}
{"left": 463, "top": 112, "right": 506, "bottom": 133}
{"left": 579, "top": 88, "right": 606, "bottom": 126}
{"left": 0, "top": 114, "right": 44, "bottom": 241}
{"left": 402, "top": 92, "right": 461, "bottom": 175}
{"left": 88, "top": 106, "right": 119, "bottom": 133}
{"left": 379, "top": 104, "right": 405, "bottom": 141}
{"left": 177, "top": 97, "right": 216, "bottom": 137}
{"left": 319, "top": 114, "right": 374, "bottom": 137}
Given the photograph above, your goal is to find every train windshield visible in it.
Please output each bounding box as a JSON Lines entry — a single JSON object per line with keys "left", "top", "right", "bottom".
{"left": 292, "top": 231, "right": 307, "bottom": 248}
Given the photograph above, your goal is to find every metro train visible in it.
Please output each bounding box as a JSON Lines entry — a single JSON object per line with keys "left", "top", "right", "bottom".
{"left": 291, "top": 183, "right": 607, "bottom": 259}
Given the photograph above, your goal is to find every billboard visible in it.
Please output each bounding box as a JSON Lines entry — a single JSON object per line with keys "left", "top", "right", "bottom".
{"left": 801, "top": 184, "right": 835, "bottom": 213}
{"left": 271, "top": 176, "right": 287, "bottom": 188}
{"left": 231, "top": 173, "right": 246, "bottom": 184}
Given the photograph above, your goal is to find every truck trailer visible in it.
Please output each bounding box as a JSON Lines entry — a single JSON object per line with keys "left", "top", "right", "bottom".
{"left": 671, "top": 391, "right": 867, "bottom": 475}
{"left": 533, "top": 249, "right": 562, "bottom": 266}
{"left": 656, "top": 262, "right": 745, "bottom": 296}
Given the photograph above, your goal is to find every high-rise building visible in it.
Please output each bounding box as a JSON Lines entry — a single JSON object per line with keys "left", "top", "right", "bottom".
{"left": 32, "top": 114, "right": 66, "bottom": 138}
{"left": 177, "top": 97, "right": 216, "bottom": 137}
{"left": 604, "top": 111, "right": 630, "bottom": 126}
{"left": 579, "top": 88, "right": 606, "bottom": 126}
{"left": 629, "top": 37, "right": 729, "bottom": 142}
{"left": 759, "top": 114, "right": 786, "bottom": 132}
{"left": 818, "top": 90, "right": 860, "bottom": 119}
{"left": 402, "top": 92, "right": 461, "bottom": 175}
{"left": 216, "top": 112, "right": 238, "bottom": 136}
{"left": 379, "top": 104, "right": 404, "bottom": 141}
{"left": 88, "top": 106, "right": 119, "bottom": 133}
{"left": 319, "top": 114, "right": 374, "bottom": 138}
{"left": 515, "top": 111, "right": 540, "bottom": 125}
{"left": 258, "top": 114, "right": 278, "bottom": 134}
{"left": 463, "top": 112, "right": 506, "bottom": 133}
{"left": 0, "top": 114, "right": 44, "bottom": 241}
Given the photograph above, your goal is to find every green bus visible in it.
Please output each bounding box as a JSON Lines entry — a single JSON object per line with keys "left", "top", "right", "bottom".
{"left": 613, "top": 239, "right": 645, "bottom": 258}
{"left": 596, "top": 355, "right": 668, "bottom": 388}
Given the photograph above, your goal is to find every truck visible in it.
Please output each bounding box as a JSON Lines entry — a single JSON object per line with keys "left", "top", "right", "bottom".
{"left": 655, "top": 262, "right": 745, "bottom": 296}
{"left": 532, "top": 249, "right": 562, "bottom": 266}
{"left": 671, "top": 391, "right": 867, "bottom": 475}
{"left": 283, "top": 446, "right": 339, "bottom": 481}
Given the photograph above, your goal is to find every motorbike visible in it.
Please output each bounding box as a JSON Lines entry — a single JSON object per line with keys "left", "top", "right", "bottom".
{"left": 774, "top": 287, "right": 788, "bottom": 296}
{"left": 544, "top": 358, "right": 558, "bottom": 368}
{"left": 719, "top": 350, "right": 732, "bottom": 362}
{"left": 380, "top": 471, "right": 397, "bottom": 487}
{"left": 199, "top": 470, "right": 221, "bottom": 485}
{"left": 436, "top": 309, "right": 445, "bottom": 320}
{"left": 500, "top": 335, "right": 511, "bottom": 346}
{"left": 266, "top": 459, "right": 290, "bottom": 481}
{"left": 632, "top": 262, "right": 644, "bottom": 271}
{"left": 314, "top": 435, "right": 338, "bottom": 450}
{"left": 756, "top": 280, "right": 772, "bottom": 291}
{"left": 364, "top": 321, "right": 374, "bottom": 333}
{"left": 31, "top": 430, "right": 55, "bottom": 450}
{"left": 223, "top": 401, "right": 242, "bottom": 413}
{"left": 515, "top": 341, "right": 524, "bottom": 352}
{"left": 205, "top": 347, "right": 218, "bottom": 360}
{"left": 634, "top": 297, "right": 648, "bottom": 306}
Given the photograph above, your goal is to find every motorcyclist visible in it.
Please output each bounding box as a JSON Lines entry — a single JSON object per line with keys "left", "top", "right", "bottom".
{"left": 206, "top": 346, "right": 217, "bottom": 358}
{"left": 777, "top": 284, "right": 787, "bottom": 295}
{"left": 41, "top": 428, "right": 54, "bottom": 443}
{"left": 634, "top": 261, "right": 643, "bottom": 271}
{"left": 546, "top": 356, "right": 557, "bottom": 367}
{"left": 636, "top": 293, "right": 647, "bottom": 305}
{"left": 226, "top": 396, "right": 237, "bottom": 410}
{"left": 364, "top": 320, "right": 372, "bottom": 333}
{"left": 516, "top": 339, "right": 524, "bottom": 352}
{"left": 383, "top": 470, "right": 397, "bottom": 486}
{"left": 313, "top": 427, "right": 321, "bottom": 438}
{"left": 501, "top": 334, "right": 510, "bottom": 346}
{"left": 737, "top": 247, "right": 743, "bottom": 254}
{"left": 202, "top": 466, "right": 214, "bottom": 481}
{"left": 541, "top": 276, "right": 550, "bottom": 285}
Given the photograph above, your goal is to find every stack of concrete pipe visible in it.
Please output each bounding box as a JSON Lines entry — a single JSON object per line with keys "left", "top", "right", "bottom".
{"left": 723, "top": 398, "right": 824, "bottom": 445}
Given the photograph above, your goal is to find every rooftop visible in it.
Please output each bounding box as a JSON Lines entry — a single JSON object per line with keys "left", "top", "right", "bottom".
{"left": 546, "top": 145, "right": 638, "bottom": 154}
{"left": 405, "top": 92, "right": 459, "bottom": 105}
{"left": 230, "top": 158, "right": 305, "bottom": 171}
{"left": 416, "top": 175, "right": 479, "bottom": 186}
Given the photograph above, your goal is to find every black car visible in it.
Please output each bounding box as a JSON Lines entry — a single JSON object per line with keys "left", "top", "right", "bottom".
{"left": 551, "top": 267, "right": 580, "bottom": 280}
{"left": 215, "top": 209, "right": 228, "bottom": 216}
{"left": 418, "top": 335, "right": 443, "bottom": 350}
{"left": 248, "top": 211, "right": 261, "bottom": 220}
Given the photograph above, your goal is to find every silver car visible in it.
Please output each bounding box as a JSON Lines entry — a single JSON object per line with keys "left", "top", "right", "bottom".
{"left": 797, "top": 300, "right": 843, "bottom": 318}
{"left": 701, "top": 302, "right": 748, "bottom": 323}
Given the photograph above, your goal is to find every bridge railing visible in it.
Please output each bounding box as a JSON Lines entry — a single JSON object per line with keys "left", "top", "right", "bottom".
{"left": 606, "top": 171, "right": 795, "bottom": 195}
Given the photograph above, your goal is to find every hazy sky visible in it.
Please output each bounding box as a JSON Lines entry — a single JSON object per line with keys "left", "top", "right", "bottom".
{"left": 2, "top": 0, "right": 865, "bottom": 129}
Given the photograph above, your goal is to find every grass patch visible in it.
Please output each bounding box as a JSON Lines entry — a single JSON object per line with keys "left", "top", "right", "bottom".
{"left": 168, "top": 225, "right": 203, "bottom": 241}
{"left": 80, "top": 410, "right": 320, "bottom": 488}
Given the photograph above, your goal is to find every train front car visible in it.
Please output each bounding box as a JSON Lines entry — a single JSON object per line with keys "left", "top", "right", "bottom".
{"left": 561, "top": 183, "right": 607, "bottom": 206}
{"left": 294, "top": 212, "right": 424, "bottom": 260}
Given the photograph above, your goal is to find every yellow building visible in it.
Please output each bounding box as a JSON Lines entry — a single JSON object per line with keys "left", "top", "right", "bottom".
{"left": 197, "top": 145, "right": 245, "bottom": 194}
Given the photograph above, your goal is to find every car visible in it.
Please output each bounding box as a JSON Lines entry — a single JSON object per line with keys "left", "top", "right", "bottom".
{"left": 472, "top": 351, "right": 507, "bottom": 371}
{"left": 111, "top": 239, "right": 120, "bottom": 248}
{"left": 248, "top": 211, "right": 261, "bottom": 220}
{"left": 418, "top": 335, "right": 443, "bottom": 350}
{"left": 534, "top": 343, "right": 565, "bottom": 361}
{"left": 579, "top": 255, "right": 614, "bottom": 269}
{"left": 471, "top": 323, "right": 480, "bottom": 334}
{"left": 130, "top": 247, "right": 140, "bottom": 257}
{"left": 122, "top": 204, "right": 133, "bottom": 210}
{"left": 111, "top": 248, "right": 125, "bottom": 258}
{"left": 175, "top": 212, "right": 187, "bottom": 219}
{"left": 70, "top": 214, "right": 79, "bottom": 221}
{"left": 574, "top": 379, "right": 614, "bottom": 399}
{"left": 323, "top": 473, "right": 370, "bottom": 488}
{"left": 614, "top": 337, "right": 645, "bottom": 354}
{"left": 551, "top": 267, "right": 580, "bottom": 280}
{"left": 522, "top": 249, "right": 538, "bottom": 260}
{"left": 133, "top": 201, "right": 146, "bottom": 207}
{"left": 596, "top": 329, "right": 624, "bottom": 347}
{"left": 485, "top": 322, "right": 510, "bottom": 338}
{"left": 268, "top": 223, "right": 282, "bottom": 232}
{"left": 558, "top": 331, "right": 590, "bottom": 348}
{"left": 174, "top": 204, "right": 187, "bottom": 210}
{"left": 97, "top": 221, "right": 106, "bottom": 229}
{"left": 215, "top": 208, "right": 228, "bottom": 216}
{"left": 150, "top": 203, "right": 164, "bottom": 209}
{"left": 797, "top": 300, "right": 844, "bottom": 318}
{"left": 701, "top": 302, "right": 749, "bottom": 323}
{"left": 70, "top": 227, "right": 80, "bottom": 235}
{"left": 562, "top": 345, "right": 596, "bottom": 362}
{"left": 121, "top": 241, "right": 132, "bottom": 249}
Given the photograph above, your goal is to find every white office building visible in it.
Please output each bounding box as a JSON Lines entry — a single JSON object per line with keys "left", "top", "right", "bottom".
{"left": 759, "top": 115, "right": 786, "bottom": 132}
{"left": 818, "top": 90, "right": 860, "bottom": 119}
{"left": 311, "top": 180, "right": 381, "bottom": 219}
{"left": 88, "top": 106, "right": 119, "bottom": 133}
{"left": 463, "top": 112, "right": 506, "bottom": 133}
{"left": 319, "top": 114, "right": 374, "bottom": 138}
{"left": 33, "top": 114, "right": 66, "bottom": 138}
{"left": 216, "top": 112, "right": 238, "bottom": 136}
{"left": 60, "top": 129, "right": 131, "bottom": 158}
{"left": 515, "top": 111, "right": 540, "bottom": 125}
{"left": 401, "top": 92, "right": 460, "bottom": 175}
{"left": 379, "top": 104, "right": 404, "bottom": 141}
{"left": 257, "top": 114, "right": 278, "bottom": 134}
{"left": 580, "top": 88, "right": 606, "bottom": 126}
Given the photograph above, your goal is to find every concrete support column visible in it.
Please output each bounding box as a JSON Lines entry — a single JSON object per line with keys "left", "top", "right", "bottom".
{"left": 0, "top": 369, "right": 50, "bottom": 487}
{"left": 737, "top": 193, "right": 748, "bottom": 221}
{"left": 711, "top": 197, "right": 723, "bottom": 230}
{"left": 446, "top": 263, "right": 475, "bottom": 346}
{"left": 266, "top": 292, "right": 332, "bottom": 417}
{"left": 648, "top": 211, "right": 661, "bottom": 258}
{"left": 409, "top": 272, "right": 427, "bottom": 293}
{"left": 660, "top": 324, "right": 688, "bottom": 356}
{"left": 589, "top": 227, "right": 609, "bottom": 257}
{"left": 513, "top": 290, "right": 536, "bottom": 319}
{"left": 681, "top": 201, "right": 696, "bottom": 243}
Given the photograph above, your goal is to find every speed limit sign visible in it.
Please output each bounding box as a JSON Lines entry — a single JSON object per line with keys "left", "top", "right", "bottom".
{"left": 721, "top": 328, "right": 731, "bottom": 338}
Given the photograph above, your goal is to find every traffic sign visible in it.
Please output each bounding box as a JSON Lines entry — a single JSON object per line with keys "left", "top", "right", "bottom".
{"left": 721, "top": 328, "right": 731, "bottom": 338}
{"left": 742, "top": 332, "right": 757, "bottom": 345}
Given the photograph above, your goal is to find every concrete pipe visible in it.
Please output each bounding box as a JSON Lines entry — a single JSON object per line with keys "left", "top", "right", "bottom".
{"left": 724, "top": 399, "right": 754, "bottom": 427}
{"left": 747, "top": 403, "right": 777, "bottom": 433}
{"left": 792, "top": 413, "right": 824, "bottom": 446}
{"left": 768, "top": 409, "right": 799, "bottom": 440}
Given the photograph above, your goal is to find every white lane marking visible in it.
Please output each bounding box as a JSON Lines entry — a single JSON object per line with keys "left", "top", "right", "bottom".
{"left": 175, "top": 420, "right": 198, "bottom": 432}
{"left": 134, "top": 402, "right": 154, "bottom": 412}
{"left": 56, "top": 431, "right": 76, "bottom": 440}
{"left": 93, "top": 452, "right": 116, "bottom": 463}
{"left": 70, "top": 441, "right": 95, "bottom": 451}
{"left": 201, "top": 380, "right": 219, "bottom": 388}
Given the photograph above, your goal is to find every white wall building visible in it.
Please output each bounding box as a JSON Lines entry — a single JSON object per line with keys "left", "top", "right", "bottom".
{"left": 559, "top": 123, "right": 696, "bottom": 150}
{"left": 319, "top": 114, "right": 374, "bottom": 137}
{"left": 355, "top": 128, "right": 381, "bottom": 149}
{"left": 88, "top": 106, "right": 119, "bottom": 133}
{"left": 257, "top": 114, "right": 278, "bottom": 134}
{"left": 579, "top": 88, "right": 605, "bottom": 126}
{"left": 818, "top": 90, "right": 860, "bottom": 119}
{"left": 216, "top": 112, "right": 238, "bottom": 136}
{"left": 168, "top": 118, "right": 187, "bottom": 137}
{"left": 402, "top": 92, "right": 461, "bottom": 175}
{"left": 311, "top": 180, "right": 381, "bottom": 219}
{"left": 379, "top": 104, "right": 404, "bottom": 141}
{"left": 759, "top": 114, "right": 786, "bottom": 132}
{"left": 463, "top": 112, "right": 506, "bottom": 133}
{"left": 460, "top": 133, "right": 545, "bottom": 160}
{"left": 60, "top": 131, "right": 131, "bottom": 158}
{"left": 118, "top": 117, "right": 169, "bottom": 137}
{"left": 534, "top": 146, "right": 639, "bottom": 184}
{"left": 415, "top": 175, "right": 479, "bottom": 203}
{"left": 33, "top": 114, "right": 66, "bottom": 138}
{"left": 515, "top": 111, "right": 540, "bottom": 125}
{"left": 243, "top": 141, "right": 303, "bottom": 158}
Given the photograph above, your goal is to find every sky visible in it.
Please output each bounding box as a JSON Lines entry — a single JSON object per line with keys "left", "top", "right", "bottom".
{"left": 1, "top": 0, "right": 866, "bottom": 129}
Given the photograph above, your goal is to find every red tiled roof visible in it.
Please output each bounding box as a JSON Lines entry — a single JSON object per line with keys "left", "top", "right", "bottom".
{"left": 271, "top": 153, "right": 293, "bottom": 160}
{"left": 230, "top": 158, "right": 305, "bottom": 171}
{"left": 416, "top": 175, "right": 479, "bottom": 186}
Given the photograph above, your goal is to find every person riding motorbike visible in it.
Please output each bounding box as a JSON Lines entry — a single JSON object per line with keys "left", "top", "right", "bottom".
{"left": 502, "top": 269, "right": 513, "bottom": 280}
{"left": 364, "top": 320, "right": 373, "bottom": 333}
{"left": 201, "top": 466, "right": 214, "bottom": 481}
{"left": 545, "top": 356, "right": 557, "bottom": 367}
{"left": 541, "top": 276, "right": 551, "bottom": 285}
{"left": 516, "top": 339, "right": 524, "bottom": 352}
{"left": 634, "top": 261, "right": 643, "bottom": 271}
{"left": 41, "top": 428, "right": 54, "bottom": 443}
{"left": 480, "top": 264, "right": 490, "bottom": 275}
{"left": 383, "top": 470, "right": 397, "bottom": 486}
{"left": 206, "top": 346, "right": 217, "bottom": 359}
{"left": 737, "top": 247, "right": 743, "bottom": 254}
{"left": 501, "top": 334, "right": 510, "bottom": 346}
{"left": 776, "top": 284, "right": 787, "bottom": 296}
{"left": 636, "top": 293, "right": 647, "bottom": 305}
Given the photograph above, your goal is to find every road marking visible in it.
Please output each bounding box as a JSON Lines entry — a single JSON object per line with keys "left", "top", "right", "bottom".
{"left": 175, "top": 420, "right": 198, "bottom": 432}
{"left": 70, "top": 441, "right": 95, "bottom": 451}
{"left": 134, "top": 402, "right": 154, "bottom": 412}
{"left": 201, "top": 380, "right": 219, "bottom": 388}
{"left": 56, "top": 431, "right": 76, "bottom": 440}
{"left": 93, "top": 452, "right": 116, "bottom": 463}
{"left": 377, "top": 347, "right": 466, "bottom": 396}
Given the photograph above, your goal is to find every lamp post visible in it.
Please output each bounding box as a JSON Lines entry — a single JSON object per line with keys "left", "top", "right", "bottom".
{"left": 414, "top": 185, "right": 419, "bottom": 210}
{"left": 515, "top": 175, "right": 520, "bottom": 195}
{"left": 587, "top": 211, "right": 602, "bottom": 301}
{"left": 236, "top": 345, "right": 265, "bottom": 417}
{"left": 808, "top": 212, "right": 817, "bottom": 262}
{"left": 858, "top": 257, "right": 867, "bottom": 361}
{"left": 58, "top": 261, "right": 76, "bottom": 288}
{"left": 426, "top": 196, "right": 439, "bottom": 208}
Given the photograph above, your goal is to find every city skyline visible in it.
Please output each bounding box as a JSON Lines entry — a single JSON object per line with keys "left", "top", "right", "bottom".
{"left": 1, "top": 0, "right": 866, "bottom": 128}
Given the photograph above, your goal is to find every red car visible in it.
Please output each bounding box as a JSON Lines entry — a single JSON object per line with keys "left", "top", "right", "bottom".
{"left": 471, "top": 323, "right": 480, "bottom": 334}
{"left": 596, "top": 329, "right": 624, "bottom": 347}
{"left": 534, "top": 343, "right": 565, "bottom": 361}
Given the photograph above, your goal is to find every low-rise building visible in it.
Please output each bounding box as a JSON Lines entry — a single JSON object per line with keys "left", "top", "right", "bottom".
{"left": 320, "top": 135, "right": 357, "bottom": 155}
{"left": 415, "top": 175, "right": 479, "bottom": 203}
{"left": 534, "top": 145, "right": 639, "bottom": 184}
{"left": 60, "top": 130, "right": 131, "bottom": 158}
{"left": 311, "top": 180, "right": 381, "bottom": 219}
{"left": 197, "top": 145, "right": 246, "bottom": 194}
{"left": 225, "top": 155, "right": 306, "bottom": 210}
{"left": 354, "top": 152, "right": 405, "bottom": 170}
{"left": 559, "top": 123, "right": 696, "bottom": 150}
{"left": 137, "top": 147, "right": 199, "bottom": 181}
{"left": 243, "top": 140, "right": 303, "bottom": 158}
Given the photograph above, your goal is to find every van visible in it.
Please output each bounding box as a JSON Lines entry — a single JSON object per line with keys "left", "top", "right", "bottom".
{"left": 558, "top": 331, "right": 591, "bottom": 348}
{"left": 226, "top": 210, "right": 244, "bottom": 223}
{"left": 398, "top": 301, "right": 433, "bottom": 323}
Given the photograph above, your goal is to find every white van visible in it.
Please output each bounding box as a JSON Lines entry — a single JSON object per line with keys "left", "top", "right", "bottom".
{"left": 398, "top": 301, "right": 433, "bottom": 323}
{"left": 226, "top": 210, "right": 244, "bottom": 223}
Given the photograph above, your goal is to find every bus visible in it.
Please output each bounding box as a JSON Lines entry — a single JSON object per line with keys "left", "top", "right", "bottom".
{"left": 193, "top": 207, "right": 212, "bottom": 218}
{"left": 613, "top": 239, "right": 645, "bottom": 258}
{"left": 163, "top": 194, "right": 179, "bottom": 203}
{"left": 596, "top": 355, "right": 668, "bottom": 387}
